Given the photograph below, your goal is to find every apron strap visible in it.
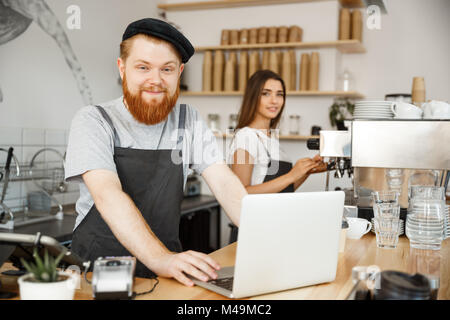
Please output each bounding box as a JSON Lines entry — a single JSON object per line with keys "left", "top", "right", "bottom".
{"left": 254, "top": 130, "right": 272, "bottom": 159}
{"left": 176, "top": 104, "right": 187, "bottom": 149}
{"left": 94, "top": 105, "right": 121, "bottom": 147}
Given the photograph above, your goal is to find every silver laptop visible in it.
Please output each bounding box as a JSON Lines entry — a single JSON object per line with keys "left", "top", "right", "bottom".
{"left": 192, "top": 191, "right": 345, "bottom": 298}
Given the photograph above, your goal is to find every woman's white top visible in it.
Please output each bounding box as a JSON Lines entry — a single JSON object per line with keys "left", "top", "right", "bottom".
{"left": 228, "top": 127, "right": 291, "bottom": 186}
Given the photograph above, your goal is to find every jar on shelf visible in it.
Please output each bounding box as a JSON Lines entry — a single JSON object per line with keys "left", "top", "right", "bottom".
{"left": 208, "top": 114, "right": 220, "bottom": 133}
{"left": 337, "top": 68, "right": 354, "bottom": 92}
{"left": 289, "top": 114, "right": 300, "bottom": 135}
{"left": 228, "top": 114, "right": 238, "bottom": 130}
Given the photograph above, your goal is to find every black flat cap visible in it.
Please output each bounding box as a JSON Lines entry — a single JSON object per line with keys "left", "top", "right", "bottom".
{"left": 122, "top": 18, "right": 195, "bottom": 63}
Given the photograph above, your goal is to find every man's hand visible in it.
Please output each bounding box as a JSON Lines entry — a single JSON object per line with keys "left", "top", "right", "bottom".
{"left": 150, "top": 250, "right": 221, "bottom": 287}
{"left": 82, "top": 169, "right": 222, "bottom": 287}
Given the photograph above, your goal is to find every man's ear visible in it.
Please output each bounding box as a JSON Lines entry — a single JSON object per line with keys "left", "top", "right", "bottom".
{"left": 118, "top": 58, "right": 125, "bottom": 80}
{"left": 179, "top": 63, "right": 185, "bottom": 76}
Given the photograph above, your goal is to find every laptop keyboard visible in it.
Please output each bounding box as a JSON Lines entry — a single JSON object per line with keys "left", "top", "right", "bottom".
{"left": 208, "top": 277, "right": 234, "bottom": 291}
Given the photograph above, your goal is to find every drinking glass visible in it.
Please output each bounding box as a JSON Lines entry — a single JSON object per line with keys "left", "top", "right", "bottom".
{"left": 373, "top": 202, "right": 400, "bottom": 219}
{"left": 372, "top": 191, "right": 399, "bottom": 205}
{"left": 374, "top": 218, "right": 401, "bottom": 249}
{"left": 385, "top": 169, "right": 404, "bottom": 195}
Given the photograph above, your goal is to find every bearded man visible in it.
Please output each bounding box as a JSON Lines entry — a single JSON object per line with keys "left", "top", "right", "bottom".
{"left": 64, "top": 18, "right": 247, "bottom": 286}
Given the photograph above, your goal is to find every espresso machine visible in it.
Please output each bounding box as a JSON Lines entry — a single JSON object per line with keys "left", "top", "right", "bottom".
{"left": 308, "top": 120, "right": 450, "bottom": 223}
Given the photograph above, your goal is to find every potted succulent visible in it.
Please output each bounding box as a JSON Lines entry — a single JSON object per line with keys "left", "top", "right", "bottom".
{"left": 18, "top": 248, "right": 79, "bottom": 300}
{"left": 329, "top": 98, "right": 355, "bottom": 130}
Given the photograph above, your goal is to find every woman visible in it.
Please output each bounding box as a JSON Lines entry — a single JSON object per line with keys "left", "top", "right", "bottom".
{"left": 229, "top": 70, "right": 326, "bottom": 194}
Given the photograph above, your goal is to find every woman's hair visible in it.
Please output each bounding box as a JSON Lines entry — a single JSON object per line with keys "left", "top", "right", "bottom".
{"left": 235, "top": 69, "right": 286, "bottom": 130}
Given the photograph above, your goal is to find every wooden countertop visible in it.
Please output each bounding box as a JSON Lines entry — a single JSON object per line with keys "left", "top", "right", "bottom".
{"left": 2, "top": 234, "right": 449, "bottom": 300}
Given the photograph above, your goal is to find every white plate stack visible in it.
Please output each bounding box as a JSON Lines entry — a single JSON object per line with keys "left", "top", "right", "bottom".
{"left": 353, "top": 101, "right": 394, "bottom": 119}
{"left": 444, "top": 205, "right": 450, "bottom": 240}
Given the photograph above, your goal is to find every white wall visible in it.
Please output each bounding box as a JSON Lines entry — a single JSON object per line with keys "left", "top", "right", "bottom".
{"left": 0, "top": 0, "right": 158, "bottom": 130}
{"left": 341, "top": 0, "right": 450, "bottom": 101}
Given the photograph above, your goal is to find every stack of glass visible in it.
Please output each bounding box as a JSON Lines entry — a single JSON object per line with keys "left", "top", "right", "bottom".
{"left": 385, "top": 169, "right": 404, "bottom": 195}
{"left": 406, "top": 186, "right": 446, "bottom": 250}
{"left": 372, "top": 191, "right": 401, "bottom": 249}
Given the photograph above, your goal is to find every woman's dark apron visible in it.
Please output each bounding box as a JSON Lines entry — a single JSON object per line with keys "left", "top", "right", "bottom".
{"left": 71, "top": 104, "right": 187, "bottom": 278}
{"left": 260, "top": 133, "right": 294, "bottom": 193}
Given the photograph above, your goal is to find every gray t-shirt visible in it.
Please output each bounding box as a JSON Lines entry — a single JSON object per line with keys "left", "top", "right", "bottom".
{"left": 64, "top": 96, "right": 221, "bottom": 230}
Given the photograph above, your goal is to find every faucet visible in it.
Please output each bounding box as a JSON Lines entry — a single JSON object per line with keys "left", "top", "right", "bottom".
{"left": 0, "top": 147, "right": 20, "bottom": 177}
{"left": 29, "top": 148, "right": 66, "bottom": 213}
{"left": 0, "top": 148, "right": 21, "bottom": 222}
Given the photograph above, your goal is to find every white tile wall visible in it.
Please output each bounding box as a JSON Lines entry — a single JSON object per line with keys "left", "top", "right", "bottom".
{"left": 0, "top": 128, "right": 22, "bottom": 145}
{"left": 22, "top": 128, "right": 45, "bottom": 146}
{"left": 64, "top": 130, "right": 70, "bottom": 145}
{"left": 0, "top": 127, "right": 78, "bottom": 213}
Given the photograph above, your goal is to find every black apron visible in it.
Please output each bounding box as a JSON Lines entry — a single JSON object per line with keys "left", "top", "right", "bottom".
{"left": 258, "top": 133, "right": 294, "bottom": 193}
{"left": 71, "top": 104, "right": 187, "bottom": 278}
{"left": 229, "top": 131, "right": 294, "bottom": 243}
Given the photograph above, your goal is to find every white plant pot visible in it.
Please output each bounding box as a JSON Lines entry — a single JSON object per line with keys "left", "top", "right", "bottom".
{"left": 18, "top": 271, "right": 79, "bottom": 300}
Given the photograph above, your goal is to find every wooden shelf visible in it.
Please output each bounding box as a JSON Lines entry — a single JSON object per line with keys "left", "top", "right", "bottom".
{"left": 339, "top": 0, "right": 364, "bottom": 8}
{"left": 278, "top": 134, "right": 319, "bottom": 141}
{"left": 181, "top": 90, "right": 365, "bottom": 99}
{"left": 214, "top": 132, "right": 318, "bottom": 140}
{"left": 158, "top": 0, "right": 363, "bottom": 11}
{"left": 194, "top": 39, "right": 365, "bottom": 54}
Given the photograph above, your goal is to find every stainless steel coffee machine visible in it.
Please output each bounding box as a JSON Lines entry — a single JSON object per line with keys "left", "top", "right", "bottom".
{"left": 308, "top": 120, "right": 450, "bottom": 221}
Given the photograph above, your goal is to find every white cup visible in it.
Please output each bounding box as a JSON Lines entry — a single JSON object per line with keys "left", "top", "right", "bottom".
{"left": 422, "top": 100, "right": 450, "bottom": 119}
{"left": 346, "top": 217, "right": 372, "bottom": 239}
{"left": 391, "top": 101, "right": 423, "bottom": 119}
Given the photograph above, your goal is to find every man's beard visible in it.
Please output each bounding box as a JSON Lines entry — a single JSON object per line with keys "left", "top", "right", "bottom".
{"left": 122, "top": 74, "right": 180, "bottom": 125}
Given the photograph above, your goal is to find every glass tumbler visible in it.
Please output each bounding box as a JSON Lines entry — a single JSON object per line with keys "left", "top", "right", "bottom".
{"left": 207, "top": 114, "right": 220, "bottom": 133}
{"left": 374, "top": 218, "right": 401, "bottom": 249}
{"left": 372, "top": 191, "right": 399, "bottom": 205}
{"left": 373, "top": 203, "right": 400, "bottom": 219}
